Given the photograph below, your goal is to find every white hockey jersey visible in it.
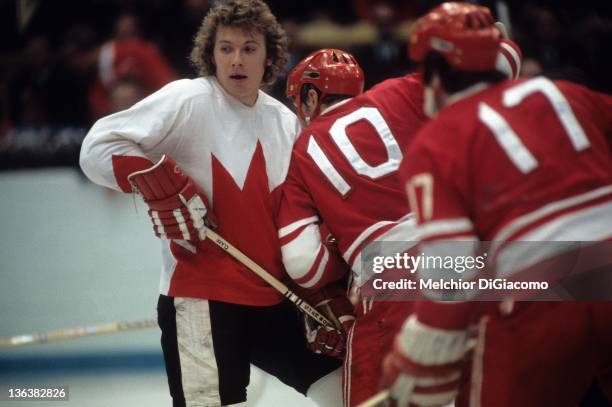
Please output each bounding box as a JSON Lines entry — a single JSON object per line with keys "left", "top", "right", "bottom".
{"left": 80, "top": 76, "right": 300, "bottom": 305}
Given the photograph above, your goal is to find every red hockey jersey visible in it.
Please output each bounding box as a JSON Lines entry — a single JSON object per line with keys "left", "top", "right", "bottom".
{"left": 278, "top": 74, "right": 428, "bottom": 288}
{"left": 400, "top": 77, "right": 612, "bottom": 327}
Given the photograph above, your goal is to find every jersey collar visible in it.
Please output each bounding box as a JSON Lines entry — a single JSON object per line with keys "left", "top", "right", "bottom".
{"left": 446, "top": 82, "right": 490, "bottom": 107}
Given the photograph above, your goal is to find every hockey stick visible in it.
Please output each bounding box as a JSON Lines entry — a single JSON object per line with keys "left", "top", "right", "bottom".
{"left": 356, "top": 390, "right": 390, "bottom": 407}
{"left": 0, "top": 232, "right": 332, "bottom": 348}
{"left": 204, "top": 228, "right": 334, "bottom": 328}
{"left": 0, "top": 318, "right": 158, "bottom": 349}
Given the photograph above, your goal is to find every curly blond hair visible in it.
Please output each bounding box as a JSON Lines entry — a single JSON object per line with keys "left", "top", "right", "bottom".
{"left": 190, "top": 0, "right": 288, "bottom": 85}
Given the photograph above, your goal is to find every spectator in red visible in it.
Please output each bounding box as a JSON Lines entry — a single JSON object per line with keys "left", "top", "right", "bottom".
{"left": 63, "top": 18, "right": 176, "bottom": 121}
{"left": 88, "top": 13, "right": 176, "bottom": 118}
{"left": 87, "top": 37, "right": 176, "bottom": 118}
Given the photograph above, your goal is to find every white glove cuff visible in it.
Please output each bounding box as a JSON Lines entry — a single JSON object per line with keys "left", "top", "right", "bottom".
{"left": 399, "top": 314, "right": 469, "bottom": 365}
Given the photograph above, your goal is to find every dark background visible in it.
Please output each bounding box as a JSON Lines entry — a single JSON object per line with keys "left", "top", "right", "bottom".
{"left": 0, "top": 0, "right": 610, "bottom": 169}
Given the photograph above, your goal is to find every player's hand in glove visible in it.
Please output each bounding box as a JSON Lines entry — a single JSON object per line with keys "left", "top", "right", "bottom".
{"left": 303, "top": 283, "right": 355, "bottom": 358}
{"left": 127, "top": 155, "right": 216, "bottom": 242}
{"left": 381, "top": 312, "right": 474, "bottom": 407}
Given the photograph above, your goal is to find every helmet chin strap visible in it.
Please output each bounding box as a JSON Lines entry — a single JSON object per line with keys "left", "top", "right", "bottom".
{"left": 297, "top": 103, "right": 308, "bottom": 123}
{"left": 424, "top": 85, "right": 439, "bottom": 118}
{"left": 310, "top": 101, "right": 323, "bottom": 121}
{"left": 423, "top": 75, "right": 442, "bottom": 118}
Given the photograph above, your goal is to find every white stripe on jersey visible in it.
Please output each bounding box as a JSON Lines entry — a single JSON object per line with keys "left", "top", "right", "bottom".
{"left": 344, "top": 220, "right": 396, "bottom": 264}
{"left": 469, "top": 316, "right": 489, "bottom": 407}
{"left": 349, "top": 216, "right": 418, "bottom": 286}
{"left": 512, "top": 200, "right": 612, "bottom": 242}
{"left": 415, "top": 217, "right": 475, "bottom": 241}
{"left": 281, "top": 223, "right": 325, "bottom": 280}
{"left": 496, "top": 201, "right": 612, "bottom": 278}
{"left": 344, "top": 323, "right": 355, "bottom": 407}
{"left": 278, "top": 215, "right": 319, "bottom": 238}
{"left": 491, "top": 185, "right": 612, "bottom": 248}
{"left": 307, "top": 136, "right": 352, "bottom": 196}
{"left": 300, "top": 246, "right": 330, "bottom": 289}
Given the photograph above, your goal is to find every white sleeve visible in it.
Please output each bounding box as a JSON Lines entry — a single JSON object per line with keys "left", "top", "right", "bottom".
{"left": 280, "top": 220, "right": 328, "bottom": 288}
{"left": 79, "top": 80, "right": 191, "bottom": 190}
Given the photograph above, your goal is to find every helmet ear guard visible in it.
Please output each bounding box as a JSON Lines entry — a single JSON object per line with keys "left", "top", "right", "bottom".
{"left": 496, "top": 38, "right": 522, "bottom": 79}
{"left": 287, "top": 48, "right": 364, "bottom": 122}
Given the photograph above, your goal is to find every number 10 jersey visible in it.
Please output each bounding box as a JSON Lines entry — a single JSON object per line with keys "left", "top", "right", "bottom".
{"left": 278, "top": 74, "right": 428, "bottom": 288}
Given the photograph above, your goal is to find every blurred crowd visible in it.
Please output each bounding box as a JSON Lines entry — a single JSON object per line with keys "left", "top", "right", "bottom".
{"left": 0, "top": 0, "right": 610, "bottom": 170}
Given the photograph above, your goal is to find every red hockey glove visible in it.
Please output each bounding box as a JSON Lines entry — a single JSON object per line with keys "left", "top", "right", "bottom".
{"left": 381, "top": 315, "right": 471, "bottom": 407}
{"left": 303, "top": 286, "right": 355, "bottom": 358}
{"left": 127, "top": 155, "right": 215, "bottom": 242}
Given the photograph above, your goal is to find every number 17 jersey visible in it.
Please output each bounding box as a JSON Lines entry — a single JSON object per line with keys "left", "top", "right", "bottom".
{"left": 278, "top": 74, "right": 428, "bottom": 288}
{"left": 401, "top": 78, "right": 612, "bottom": 244}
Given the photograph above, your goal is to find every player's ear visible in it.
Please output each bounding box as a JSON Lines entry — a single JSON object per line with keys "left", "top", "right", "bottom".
{"left": 306, "top": 88, "right": 319, "bottom": 109}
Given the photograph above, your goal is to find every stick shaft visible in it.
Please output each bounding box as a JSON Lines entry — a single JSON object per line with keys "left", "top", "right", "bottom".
{"left": 1, "top": 230, "right": 333, "bottom": 348}
{"left": 205, "top": 229, "right": 333, "bottom": 328}
{"left": 356, "top": 390, "right": 390, "bottom": 407}
{"left": 0, "top": 318, "right": 158, "bottom": 349}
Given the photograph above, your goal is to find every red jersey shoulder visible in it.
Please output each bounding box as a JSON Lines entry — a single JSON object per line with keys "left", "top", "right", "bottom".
{"left": 367, "top": 73, "right": 424, "bottom": 101}
{"left": 554, "top": 80, "right": 612, "bottom": 134}
{"left": 411, "top": 78, "right": 612, "bottom": 237}
{"left": 360, "top": 73, "right": 427, "bottom": 123}
{"left": 405, "top": 85, "right": 486, "bottom": 163}
{"left": 294, "top": 73, "right": 427, "bottom": 153}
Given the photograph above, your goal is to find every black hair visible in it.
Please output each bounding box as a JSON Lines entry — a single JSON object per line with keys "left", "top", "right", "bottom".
{"left": 300, "top": 83, "right": 351, "bottom": 107}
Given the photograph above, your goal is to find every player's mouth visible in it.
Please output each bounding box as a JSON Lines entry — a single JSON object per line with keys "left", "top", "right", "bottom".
{"left": 230, "top": 74, "right": 247, "bottom": 80}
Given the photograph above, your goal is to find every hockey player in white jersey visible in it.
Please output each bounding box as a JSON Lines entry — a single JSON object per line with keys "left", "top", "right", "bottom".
{"left": 79, "top": 1, "right": 341, "bottom": 406}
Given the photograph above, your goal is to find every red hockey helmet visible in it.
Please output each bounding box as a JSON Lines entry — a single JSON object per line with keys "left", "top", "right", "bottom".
{"left": 286, "top": 48, "right": 364, "bottom": 121}
{"left": 409, "top": 2, "right": 501, "bottom": 72}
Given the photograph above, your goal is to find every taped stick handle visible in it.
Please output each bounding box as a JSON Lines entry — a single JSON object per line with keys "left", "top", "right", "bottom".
{"left": 0, "top": 318, "right": 158, "bottom": 349}
{"left": 204, "top": 228, "right": 334, "bottom": 328}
